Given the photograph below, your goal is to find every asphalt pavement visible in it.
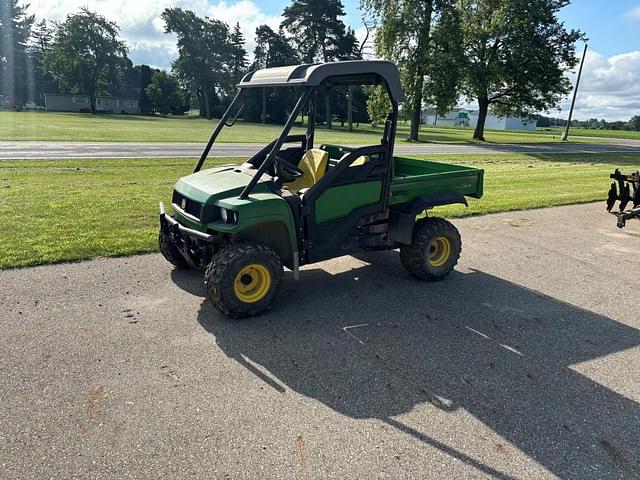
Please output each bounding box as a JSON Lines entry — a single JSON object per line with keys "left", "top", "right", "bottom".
{"left": 1, "top": 202, "right": 640, "bottom": 479}
{"left": 1, "top": 139, "right": 639, "bottom": 159}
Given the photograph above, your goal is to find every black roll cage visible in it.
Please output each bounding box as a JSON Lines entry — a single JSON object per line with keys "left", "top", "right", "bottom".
{"left": 192, "top": 74, "right": 399, "bottom": 200}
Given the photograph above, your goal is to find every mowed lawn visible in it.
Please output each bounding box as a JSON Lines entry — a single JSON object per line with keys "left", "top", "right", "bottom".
{"left": 1, "top": 153, "right": 638, "bottom": 269}
{"left": 535, "top": 127, "right": 640, "bottom": 141}
{"left": 0, "top": 110, "right": 601, "bottom": 145}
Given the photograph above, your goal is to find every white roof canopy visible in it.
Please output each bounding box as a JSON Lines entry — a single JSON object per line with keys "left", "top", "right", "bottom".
{"left": 238, "top": 60, "right": 404, "bottom": 102}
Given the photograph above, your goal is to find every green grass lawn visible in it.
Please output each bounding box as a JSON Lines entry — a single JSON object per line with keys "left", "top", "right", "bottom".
{"left": 535, "top": 127, "right": 640, "bottom": 141}
{"left": 0, "top": 110, "right": 601, "bottom": 145}
{"left": 2, "top": 152, "right": 638, "bottom": 269}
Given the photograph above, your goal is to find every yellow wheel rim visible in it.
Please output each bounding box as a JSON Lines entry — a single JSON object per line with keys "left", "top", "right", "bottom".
{"left": 233, "top": 264, "right": 272, "bottom": 303}
{"left": 428, "top": 236, "right": 452, "bottom": 267}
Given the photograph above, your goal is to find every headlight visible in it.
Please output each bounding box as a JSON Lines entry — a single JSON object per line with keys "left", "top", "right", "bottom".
{"left": 219, "top": 207, "right": 238, "bottom": 224}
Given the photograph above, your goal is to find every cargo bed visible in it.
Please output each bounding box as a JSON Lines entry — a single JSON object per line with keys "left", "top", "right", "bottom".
{"left": 389, "top": 156, "right": 483, "bottom": 206}
{"left": 320, "top": 144, "right": 484, "bottom": 207}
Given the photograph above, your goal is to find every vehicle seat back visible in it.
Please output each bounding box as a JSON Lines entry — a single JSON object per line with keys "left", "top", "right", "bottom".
{"left": 285, "top": 148, "right": 329, "bottom": 191}
{"left": 340, "top": 152, "right": 370, "bottom": 167}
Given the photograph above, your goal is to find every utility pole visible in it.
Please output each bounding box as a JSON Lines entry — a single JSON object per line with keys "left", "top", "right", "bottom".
{"left": 562, "top": 43, "right": 588, "bottom": 141}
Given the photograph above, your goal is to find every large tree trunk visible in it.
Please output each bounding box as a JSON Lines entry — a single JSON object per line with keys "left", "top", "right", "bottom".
{"left": 408, "top": 0, "right": 434, "bottom": 142}
{"left": 473, "top": 95, "right": 489, "bottom": 141}
{"left": 203, "top": 89, "right": 211, "bottom": 120}
{"left": 325, "top": 94, "right": 332, "bottom": 129}
{"left": 89, "top": 92, "right": 96, "bottom": 114}
{"left": 198, "top": 90, "right": 206, "bottom": 117}
{"left": 409, "top": 75, "right": 424, "bottom": 141}
{"left": 347, "top": 85, "right": 353, "bottom": 132}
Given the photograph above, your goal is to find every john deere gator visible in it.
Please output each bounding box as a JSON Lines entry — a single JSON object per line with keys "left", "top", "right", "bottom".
{"left": 159, "top": 61, "right": 484, "bottom": 317}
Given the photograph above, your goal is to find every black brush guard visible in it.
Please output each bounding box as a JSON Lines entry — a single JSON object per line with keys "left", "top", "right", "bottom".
{"left": 607, "top": 169, "right": 640, "bottom": 228}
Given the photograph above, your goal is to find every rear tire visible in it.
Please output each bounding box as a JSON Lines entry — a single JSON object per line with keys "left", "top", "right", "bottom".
{"left": 400, "top": 217, "right": 461, "bottom": 281}
{"left": 159, "top": 230, "right": 190, "bottom": 269}
{"left": 205, "top": 242, "right": 283, "bottom": 318}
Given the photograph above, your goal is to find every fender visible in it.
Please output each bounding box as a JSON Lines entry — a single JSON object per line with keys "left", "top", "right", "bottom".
{"left": 388, "top": 192, "right": 468, "bottom": 245}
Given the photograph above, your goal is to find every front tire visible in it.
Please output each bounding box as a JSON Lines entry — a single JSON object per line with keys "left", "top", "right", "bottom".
{"left": 159, "top": 230, "right": 190, "bottom": 269}
{"left": 205, "top": 242, "right": 283, "bottom": 318}
{"left": 400, "top": 217, "right": 461, "bottom": 281}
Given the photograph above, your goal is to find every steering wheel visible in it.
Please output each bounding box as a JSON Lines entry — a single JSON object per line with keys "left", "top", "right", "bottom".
{"left": 273, "top": 155, "right": 304, "bottom": 183}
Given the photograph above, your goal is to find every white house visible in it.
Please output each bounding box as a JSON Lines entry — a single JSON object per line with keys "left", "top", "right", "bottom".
{"left": 422, "top": 108, "right": 537, "bottom": 131}
{"left": 43, "top": 93, "right": 140, "bottom": 114}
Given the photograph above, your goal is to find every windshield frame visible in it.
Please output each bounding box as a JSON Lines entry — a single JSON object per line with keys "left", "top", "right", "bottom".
{"left": 238, "top": 87, "right": 312, "bottom": 199}
{"left": 192, "top": 88, "right": 244, "bottom": 174}
{"left": 192, "top": 73, "right": 398, "bottom": 200}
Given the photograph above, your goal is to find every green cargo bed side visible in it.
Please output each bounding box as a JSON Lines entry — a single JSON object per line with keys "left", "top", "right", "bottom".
{"left": 319, "top": 144, "right": 483, "bottom": 206}
{"left": 389, "top": 156, "right": 484, "bottom": 206}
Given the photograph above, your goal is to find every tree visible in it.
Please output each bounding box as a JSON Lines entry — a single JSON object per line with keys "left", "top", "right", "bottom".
{"left": 248, "top": 25, "right": 299, "bottom": 124}
{"left": 228, "top": 22, "right": 247, "bottom": 86}
{"left": 281, "top": 0, "right": 347, "bottom": 62}
{"left": 0, "top": 0, "right": 35, "bottom": 106}
{"left": 137, "top": 64, "right": 154, "bottom": 114}
{"left": 29, "top": 18, "right": 55, "bottom": 106}
{"left": 145, "top": 70, "right": 188, "bottom": 115}
{"left": 332, "top": 26, "right": 361, "bottom": 131}
{"left": 365, "top": 85, "right": 391, "bottom": 126}
{"left": 253, "top": 25, "right": 298, "bottom": 69}
{"left": 281, "top": 0, "right": 350, "bottom": 128}
{"left": 424, "top": 4, "right": 464, "bottom": 117}
{"left": 457, "top": 0, "right": 584, "bottom": 140}
{"left": 162, "top": 8, "right": 233, "bottom": 119}
{"left": 630, "top": 115, "right": 640, "bottom": 132}
{"left": 43, "top": 9, "right": 128, "bottom": 113}
{"left": 30, "top": 18, "right": 51, "bottom": 54}
{"left": 361, "top": 0, "right": 461, "bottom": 141}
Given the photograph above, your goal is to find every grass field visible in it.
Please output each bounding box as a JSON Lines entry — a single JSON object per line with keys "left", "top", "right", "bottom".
{"left": 536, "top": 127, "right": 640, "bottom": 141}
{"left": 2, "top": 152, "right": 638, "bottom": 269}
{"left": 0, "top": 111, "right": 602, "bottom": 145}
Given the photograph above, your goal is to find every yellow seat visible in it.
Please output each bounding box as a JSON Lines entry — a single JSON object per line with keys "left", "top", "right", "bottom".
{"left": 285, "top": 148, "right": 329, "bottom": 191}
{"left": 340, "top": 152, "right": 369, "bottom": 167}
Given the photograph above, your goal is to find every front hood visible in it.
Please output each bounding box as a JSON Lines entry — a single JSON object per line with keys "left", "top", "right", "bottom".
{"left": 174, "top": 165, "right": 273, "bottom": 204}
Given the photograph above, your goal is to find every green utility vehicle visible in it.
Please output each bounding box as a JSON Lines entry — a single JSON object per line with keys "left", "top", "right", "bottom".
{"left": 159, "top": 61, "right": 484, "bottom": 317}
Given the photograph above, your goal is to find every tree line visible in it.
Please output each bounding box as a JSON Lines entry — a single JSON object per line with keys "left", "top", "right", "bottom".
{"left": 0, "top": 0, "right": 365, "bottom": 126}
{"left": 537, "top": 114, "right": 640, "bottom": 132}
{"left": 1, "top": 0, "right": 610, "bottom": 140}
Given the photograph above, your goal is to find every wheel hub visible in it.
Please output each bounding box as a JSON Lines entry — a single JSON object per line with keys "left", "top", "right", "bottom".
{"left": 233, "top": 264, "right": 272, "bottom": 303}
{"left": 428, "top": 236, "right": 451, "bottom": 267}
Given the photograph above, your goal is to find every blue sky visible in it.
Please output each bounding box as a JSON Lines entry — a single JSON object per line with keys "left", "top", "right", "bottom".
{"left": 558, "top": 0, "right": 639, "bottom": 56}
{"left": 28, "top": 0, "right": 640, "bottom": 120}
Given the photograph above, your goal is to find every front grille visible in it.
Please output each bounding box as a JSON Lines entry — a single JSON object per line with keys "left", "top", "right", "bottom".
{"left": 172, "top": 191, "right": 202, "bottom": 220}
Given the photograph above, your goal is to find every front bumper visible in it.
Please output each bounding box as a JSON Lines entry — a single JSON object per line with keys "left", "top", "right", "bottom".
{"left": 159, "top": 202, "right": 214, "bottom": 242}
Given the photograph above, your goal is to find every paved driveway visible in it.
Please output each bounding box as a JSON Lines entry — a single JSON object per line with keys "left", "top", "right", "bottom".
{"left": 1, "top": 139, "right": 639, "bottom": 159}
{"left": 1, "top": 202, "right": 639, "bottom": 479}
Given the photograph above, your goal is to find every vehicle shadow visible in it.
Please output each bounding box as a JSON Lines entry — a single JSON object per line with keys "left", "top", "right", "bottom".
{"left": 171, "top": 252, "right": 640, "bottom": 479}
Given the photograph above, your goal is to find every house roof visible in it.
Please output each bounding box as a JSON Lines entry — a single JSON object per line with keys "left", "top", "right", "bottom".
{"left": 238, "top": 60, "right": 404, "bottom": 102}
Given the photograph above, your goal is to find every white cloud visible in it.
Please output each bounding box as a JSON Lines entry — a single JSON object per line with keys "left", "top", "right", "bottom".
{"left": 459, "top": 49, "right": 640, "bottom": 121}
{"left": 559, "top": 49, "right": 640, "bottom": 121}
{"left": 27, "top": 0, "right": 281, "bottom": 70}
{"left": 623, "top": 6, "right": 640, "bottom": 21}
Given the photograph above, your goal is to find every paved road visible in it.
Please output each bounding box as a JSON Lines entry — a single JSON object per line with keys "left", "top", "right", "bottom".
{"left": 1, "top": 139, "right": 639, "bottom": 159}
{"left": 2, "top": 203, "right": 640, "bottom": 479}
